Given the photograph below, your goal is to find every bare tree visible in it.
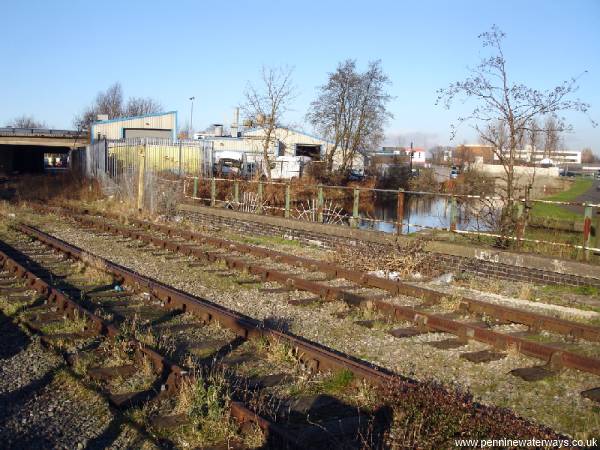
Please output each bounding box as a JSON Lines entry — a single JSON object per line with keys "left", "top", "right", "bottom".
{"left": 124, "top": 97, "right": 163, "bottom": 116}
{"left": 429, "top": 146, "right": 447, "bottom": 165}
{"left": 437, "top": 25, "right": 595, "bottom": 244}
{"left": 542, "top": 116, "right": 562, "bottom": 160}
{"left": 307, "top": 60, "right": 392, "bottom": 174}
{"left": 582, "top": 148, "right": 600, "bottom": 163}
{"left": 177, "top": 121, "right": 191, "bottom": 139}
{"left": 74, "top": 82, "right": 162, "bottom": 132}
{"left": 6, "top": 115, "right": 47, "bottom": 128}
{"left": 243, "top": 66, "right": 295, "bottom": 181}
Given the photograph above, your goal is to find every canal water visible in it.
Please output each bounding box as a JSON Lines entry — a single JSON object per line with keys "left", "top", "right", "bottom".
{"left": 357, "top": 193, "right": 493, "bottom": 234}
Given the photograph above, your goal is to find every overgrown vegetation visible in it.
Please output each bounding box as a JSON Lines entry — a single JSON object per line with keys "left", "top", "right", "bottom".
{"left": 9, "top": 173, "right": 104, "bottom": 203}
{"left": 331, "top": 238, "right": 439, "bottom": 280}
{"left": 171, "top": 368, "right": 264, "bottom": 448}
{"left": 379, "top": 380, "right": 562, "bottom": 448}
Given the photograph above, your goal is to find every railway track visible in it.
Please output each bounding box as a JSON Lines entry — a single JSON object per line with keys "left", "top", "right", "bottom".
{"left": 0, "top": 205, "right": 584, "bottom": 446}
{"left": 0, "top": 223, "right": 401, "bottom": 449}
{"left": 37, "top": 204, "right": 600, "bottom": 397}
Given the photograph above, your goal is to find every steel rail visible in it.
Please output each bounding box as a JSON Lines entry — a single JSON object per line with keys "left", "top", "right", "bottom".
{"left": 74, "top": 210, "right": 600, "bottom": 343}
{"left": 152, "top": 219, "right": 600, "bottom": 340}
{"left": 64, "top": 213, "right": 600, "bottom": 377}
{"left": 15, "top": 222, "right": 399, "bottom": 385}
{"left": 0, "top": 234, "right": 304, "bottom": 448}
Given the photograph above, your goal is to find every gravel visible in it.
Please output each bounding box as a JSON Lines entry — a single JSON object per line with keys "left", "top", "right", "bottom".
{"left": 0, "top": 264, "right": 158, "bottom": 449}
{"left": 8, "top": 208, "right": 600, "bottom": 439}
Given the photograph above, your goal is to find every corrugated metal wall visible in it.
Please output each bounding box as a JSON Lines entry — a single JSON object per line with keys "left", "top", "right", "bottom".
{"left": 91, "top": 112, "right": 177, "bottom": 141}
{"left": 86, "top": 138, "right": 213, "bottom": 182}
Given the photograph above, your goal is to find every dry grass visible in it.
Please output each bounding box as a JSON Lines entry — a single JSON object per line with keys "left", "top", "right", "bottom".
{"left": 263, "top": 336, "right": 300, "bottom": 367}
{"left": 518, "top": 283, "right": 534, "bottom": 301}
{"left": 120, "top": 314, "right": 177, "bottom": 357}
{"left": 331, "top": 237, "right": 439, "bottom": 280}
{"left": 438, "top": 295, "right": 462, "bottom": 312}
{"left": 171, "top": 367, "right": 264, "bottom": 448}
{"left": 39, "top": 309, "right": 88, "bottom": 335}
{"left": 110, "top": 354, "right": 156, "bottom": 395}
{"left": 9, "top": 174, "right": 103, "bottom": 203}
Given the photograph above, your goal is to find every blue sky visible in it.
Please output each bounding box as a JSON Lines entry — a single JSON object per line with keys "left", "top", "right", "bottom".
{"left": 1, "top": 0, "right": 599, "bottom": 151}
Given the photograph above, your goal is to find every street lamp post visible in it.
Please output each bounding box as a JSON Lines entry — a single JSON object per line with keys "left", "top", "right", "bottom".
{"left": 189, "top": 96, "right": 195, "bottom": 139}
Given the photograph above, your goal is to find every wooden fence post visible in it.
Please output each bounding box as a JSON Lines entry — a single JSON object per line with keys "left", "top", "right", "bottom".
{"left": 583, "top": 205, "right": 593, "bottom": 261}
{"left": 352, "top": 187, "right": 360, "bottom": 228}
{"left": 317, "top": 184, "right": 324, "bottom": 223}
{"left": 178, "top": 141, "right": 182, "bottom": 177}
{"left": 234, "top": 180, "right": 240, "bottom": 206}
{"left": 449, "top": 195, "right": 458, "bottom": 235}
{"left": 594, "top": 210, "right": 600, "bottom": 259}
{"left": 285, "top": 183, "right": 291, "bottom": 218}
{"left": 193, "top": 177, "right": 198, "bottom": 198}
{"left": 515, "top": 201, "right": 525, "bottom": 244}
{"left": 396, "top": 189, "right": 405, "bottom": 235}
{"left": 210, "top": 178, "right": 216, "bottom": 207}
{"left": 257, "top": 181, "right": 263, "bottom": 215}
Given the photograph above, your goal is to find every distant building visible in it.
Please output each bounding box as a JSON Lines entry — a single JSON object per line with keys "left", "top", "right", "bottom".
{"left": 195, "top": 124, "right": 365, "bottom": 172}
{"left": 367, "top": 146, "right": 426, "bottom": 179}
{"left": 451, "top": 143, "right": 581, "bottom": 166}
{"left": 91, "top": 111, "right": 177, "bottom": 142}
{"left": 492, "top": 145, "right": 581, "bottom": 165}
{"left": 380, "top": 146, "right": 427, "bottom": 165}
{"left": 453, "top": 144, "right": 495, "bottom": 165}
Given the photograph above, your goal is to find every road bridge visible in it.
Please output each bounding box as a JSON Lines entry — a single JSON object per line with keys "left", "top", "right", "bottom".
{"left": 0, "top": 128, "right": 88, "bottom": 173}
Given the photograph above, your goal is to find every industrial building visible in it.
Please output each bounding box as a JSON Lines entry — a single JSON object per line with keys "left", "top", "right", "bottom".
{"left": 193, "top": 110, "right": 365, "bottom": 174}
{"left": 492, "top": 145, "right": 582, "bottom": 165}
{"left": 90, "top": 111, "right": 177, "bottom": 142}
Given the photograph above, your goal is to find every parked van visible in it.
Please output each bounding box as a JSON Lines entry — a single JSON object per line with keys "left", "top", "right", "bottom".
{"left": 268, "top": 156, "right": 312, "bottom": 180}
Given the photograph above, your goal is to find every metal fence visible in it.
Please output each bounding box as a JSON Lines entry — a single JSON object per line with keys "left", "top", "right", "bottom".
{"left": 86, "top": 138, "right": 214, "bottom": 182}
{"left": 182, "top": 176, "right": 600, "bottom": 261}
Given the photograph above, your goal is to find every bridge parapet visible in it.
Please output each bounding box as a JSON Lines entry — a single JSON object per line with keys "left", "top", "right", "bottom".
{"left": 0, "top": 128, "right": 88, "bottom": 148}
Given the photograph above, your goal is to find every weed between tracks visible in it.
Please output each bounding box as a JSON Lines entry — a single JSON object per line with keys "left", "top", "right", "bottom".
{"left": 129, "top": 365, "right": 265, "bottom": 449}
{"left": 120, "top": 314, "right": 177, "bottom": 358}
{"left": 246, "top": 336, "right": 379, "bottom": 411}
{"left": 379, "top": 379, "right": 562, "bottom": 449}
{"left": 39, "top": 309, "right": 88, "bottom": 335}
{"left": 0, "top": 289, "right": 35, "bottom": 316}
{"left": 172, "top": 369, "right": 243, "bottom": 446}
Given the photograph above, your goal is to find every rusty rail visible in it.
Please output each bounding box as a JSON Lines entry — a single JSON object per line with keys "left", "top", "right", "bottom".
{"left": 74, "top": 210, "right": 600, "bottom": 343}
{"left": 0, "top": 241, "right": 302, "bottom": 447}
{"left": 61, "top": 211, "right": 600, "bottom": 377}
{"left": 15, "top": 222, "right": 398, "bottom": 384}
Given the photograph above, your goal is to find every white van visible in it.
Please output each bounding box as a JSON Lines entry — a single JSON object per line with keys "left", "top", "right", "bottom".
{"left": 268, "top": 156, "right": 312, "bottom": 180}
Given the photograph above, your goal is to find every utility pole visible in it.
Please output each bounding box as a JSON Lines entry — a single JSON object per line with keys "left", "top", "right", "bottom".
{"left": 189, "top": 96, "right": 195, "bottom": 139}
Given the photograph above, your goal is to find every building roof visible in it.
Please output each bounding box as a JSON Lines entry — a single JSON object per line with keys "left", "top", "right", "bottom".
{"left": 91, "top": 111, "right": 177, "bottom": 125}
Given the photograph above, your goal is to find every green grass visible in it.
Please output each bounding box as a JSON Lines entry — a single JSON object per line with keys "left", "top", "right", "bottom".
{"left": 320, "top": 369, "right": 355, "bottom": 394}
{"left": 530, "top": 178, "right": 593, "bottom": 221}
{"left": 540, "top": 284, "right": 600, "bottom": 297}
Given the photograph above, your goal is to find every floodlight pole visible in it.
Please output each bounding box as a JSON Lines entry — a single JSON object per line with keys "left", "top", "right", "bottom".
{"left": 189, "top": 96, "right": 195, "bottom": 138}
